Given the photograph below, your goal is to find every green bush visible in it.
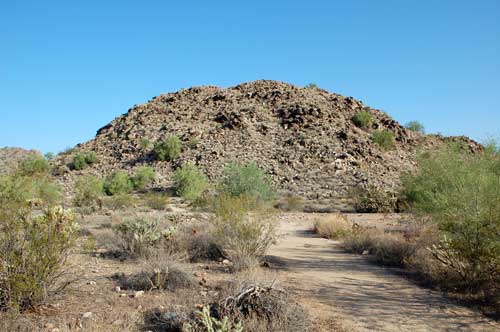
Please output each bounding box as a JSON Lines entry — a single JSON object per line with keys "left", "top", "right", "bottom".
{"left": 352, "top": 111, "right": 372, "bottom": 128}
{"left": 73, "top": 175, "right": 103, "bottom": 208}
{"left": 153, "top": 136, "right": 182, "bottom": 161}
{"left": 218, "top": 162, "right": 275, "bottom": 207}
{"left": 138, "top": 138, "right": 150, "bottom": 151}
{"left": 372, "top": 130, "right": 395, "bottom": 150}
{"left": 115, "top": 218, "right": 176, "bottom": 257}
{"left": 405, "top": 121, "right": 425, "bottom": 133}
{"left": 174, "top": 164, "right": 208, "bottom": 202}
{"left": 17, "top": 154, "right": 50, "bottom": 176}
{"left": 131, "top": 166, "right": 155, "bottom": 190}
{"left": 71, "top": 151, "right": 98, "bottom": 170}
{"left": 402, "top": 143, "right": 500, "bottom": 293}
{"left": 0, "top": 174, "right": 77, "bottom": 311}
{"left": 103, "top": 170, "right": 133, "bottom": 195}
{"left": 183, "top": 306, "right": 243, "bottom": 332}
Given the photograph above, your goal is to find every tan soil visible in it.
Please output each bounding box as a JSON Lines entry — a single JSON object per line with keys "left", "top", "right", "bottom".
{"left": 269, "top": 213, "right": 500, "bottom": 332}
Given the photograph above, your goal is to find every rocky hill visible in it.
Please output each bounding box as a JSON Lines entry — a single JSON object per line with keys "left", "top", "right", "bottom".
{"left": 55, "top": 80, "right": 479, "bottom": 208}
{"left": 0, "top": 147, "right": 40, "bottom": 175}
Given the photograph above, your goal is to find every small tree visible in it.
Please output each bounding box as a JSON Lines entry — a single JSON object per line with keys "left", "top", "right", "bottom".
{"left": 352, "top": 111, "right": 372, "bottom": 128}
{"left": 73, "top": 175, "right": 104, "bottom": 207}
{"left": 218, "top": 162, "right": 275, "bottom": 206}
{"left": 103, "top": 170, "right": 133, "bottom": 195}
{"left": 173, "top": 164, "right": 208, "bottom": 202}
{"left": 18, "top": 154, "right": 50, "bottom": 176}
{"left": 372, "top": 130, "right": 395, "bottom": 151}
{"left": 131, "top": 166, "right": 155, "bottom": 190}
{"left": 153, "top": 136, "right": 182, "bottom": 161}
{"left": 405, "top": 121, "right": 425, "bottom": 133}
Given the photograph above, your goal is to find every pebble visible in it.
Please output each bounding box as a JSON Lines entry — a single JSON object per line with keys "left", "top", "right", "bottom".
{"left": 134, "top": 290, "right": 145, "bottom": 298}
{"left": 82, "top": 312, "right": 93, "bottom": 319}
{"left": 114, "top": 286, "right": 121, "bottom": 292}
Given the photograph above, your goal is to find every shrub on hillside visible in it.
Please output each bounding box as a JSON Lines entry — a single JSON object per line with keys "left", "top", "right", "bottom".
{"left": 0, "top": 174, "right": 77, "bottom": 311}
{"left": 103, "top": 170, "right": 133, "bottom": 195}
{"left": 102, "top": 193, "right": 135, "bottom": 210}
{"left": 352, "top": 111, "right": 372, "bottom": 128}
{"left": 174, "top": 164, "right": 208, "bottom": 202}
{"left": 142, "top": 192, "right": 170, "bottom": 210}
{"left": 401, "top": 143, "right": 500, "bottom": 294}
{"left": 372, "top": 130, "right": 395, "bottom": 150}
{"left": 17, "top": 154, "right": 50, "bottom": 176}
{"left": 352, "top": 185, "right": 398, "bottom": 213}
{"left": 71, "top": 151, "right": 98, "bottom": 170}
{"left": 138, "top": 138, "right": 150, "bottom": 151}
{"left": 154, "top": 136, "right": 182, "bottom": 161}
{"left": 405, "top": 121, "right": 425, "bottom": 133}
{"left": 218, "top": 162, "right": 275, "bottom": 207}
{"left": 131, "top": 166, "right": 155, "bottom": 190}
{"left": 73, "top": 175, "right": 103, "bottom": 208}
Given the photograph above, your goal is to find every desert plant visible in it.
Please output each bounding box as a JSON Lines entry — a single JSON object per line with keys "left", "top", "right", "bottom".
{"left": 131, "top": 166, "right": 155, "bottom": 190}
{"left": 17, "top": 154, "right": 50, "bottom": 176}
{"left": 103, "top": 170, "right": 133, "bottom": 195}
{"left": 114, "top": 218, "right": 176, "bottom": 257}
{"left": 44, "top": 152, "right": 55, "bottom": 161}
{"left": 73, "top": 175, "right": 103, "bottom": 208}
{"left": 313, "top": 214, "right": 352, "bottom": 240}
{"left": 189, "top": 137, "right": 201, "bottom": 149}
{"left": 352, "top": 111, "right": 372, "bottom": 128}
{"left": 0, "top": 196, "right": 78, "bottom": 311}
{"left": 401, "top": 143, "right": 500, "bottom": 292}
{"left": 71, "top": 151, "right": 98, "bottom": 170}
{"left": 154, "top": 135, "right": 182, "bottom": 161}
{"left": 305, "top": 83, "right": 317, "bottom": 89}
{"left": 174, "top": 164, "right": 208, "bottom": 202}
{"left": 212, "top": 195, "right": 277, "bottom": 270}
{"left": 142, "top": 192, "right": 170, "bottom": 210}
{"left": 117, "top": 265, "right": 196, "bottom": 292}
{"left": 138, "top": 138, "right": 150, "bottom": 151}
{"left": 102, "top": 193, "right": 135, "bottom": 210}
{"left": 405, "top": 121, "right": 425, "bottom": 133}
{"left": 183, "top": 306, "right": 243, "bottom": 332}
{"left": 274, "top": 194, "right": 304, "bottom": 212}
{"left": 352, "top": 185, "right": 398, "bottom": 213}
{"left": 218, "top": 162, "right": 275, "bottom": 207}
{"left": 372, "top": 130, "right": 395, "bottom": 150}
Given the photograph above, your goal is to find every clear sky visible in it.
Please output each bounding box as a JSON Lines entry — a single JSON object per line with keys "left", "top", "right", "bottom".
{"left": 1, "top": 0, "right": 499, "bottom": 153}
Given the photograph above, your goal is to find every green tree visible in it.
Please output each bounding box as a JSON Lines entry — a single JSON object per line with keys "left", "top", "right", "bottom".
{"left": 153, "top": 136, "right": 182, "bottom": 161}
{"left": 173, "top": 163, "right": 208, "bottom": 201}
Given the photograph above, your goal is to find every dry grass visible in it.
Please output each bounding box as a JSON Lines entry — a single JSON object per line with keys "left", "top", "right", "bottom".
{"left": 313, "top": 214, "right": 352, "bottom": 240}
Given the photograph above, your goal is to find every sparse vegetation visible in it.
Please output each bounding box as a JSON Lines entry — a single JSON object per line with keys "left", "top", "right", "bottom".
{"left": 102, "top": 193, "right": 135, "bottom": 210}
{"left": 405, "top": 121, "right": 425, "bottom": 133}
{"left": 142, "top": 192, "right": 170, "bottom": 210}
{"left": 313, "top": 214, "right": 352, "bottom": 240}
{"left": 103, "top": 170, "right": 133, "bottom": 195}
{"left": 352, "top": 185, "right": 398, "bottom": 213}
{"left": 154, "top": 135, "right": 182, "bottom": 161}
{"left": 117, "top": 265, "right": 196, "bottom": 292}
{"left": 131, "top": 166, "right": 155, "bottom": 190}
{"left": 305, "top": 83, "right": 317, "bottom": 89}
{"left": 71, "top": 151, "right": 98, "bottom": 170}
{"left": 352, "top": 110, "right": 372, "bottom": 128}
{"left": 174, "top": 163, "right": 208, "bottom": 202}
{"left": 372, "top": 129, "right": 395, "bottom": 150}
{"left": 138, "top": 137, "right": 150, "bottom": 151}
{"left": 218, "top": 162, "right": 275, "bottom": 207}
{"left": 17, "top": 154, "right": 50, "bottom": 176}
{"left": 114, "top": 218, "right": 176, "bottom": 258}
{"left": 73, "top": 174, "right": 103, "bottom": 208}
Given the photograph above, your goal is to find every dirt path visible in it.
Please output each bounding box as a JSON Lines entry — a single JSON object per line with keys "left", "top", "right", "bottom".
{"left": 268, "top": 215, "right": 499, "bottom": 332}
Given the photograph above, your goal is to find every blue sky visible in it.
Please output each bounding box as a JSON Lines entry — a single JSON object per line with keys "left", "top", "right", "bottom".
{"left": 1, "top": 0, "right": 499, "bottom": 153}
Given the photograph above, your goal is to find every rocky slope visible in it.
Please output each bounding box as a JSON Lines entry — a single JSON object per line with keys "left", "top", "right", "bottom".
{"left": 0, "top": 147, "right": 39, "bottom": 175}
{"left": 55, "top": 80, "right": 479, "bottom": 207}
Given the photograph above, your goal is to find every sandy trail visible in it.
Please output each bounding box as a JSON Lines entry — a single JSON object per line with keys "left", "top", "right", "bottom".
{"left": 268, "top": 215, "right": 499, "bottom": 332}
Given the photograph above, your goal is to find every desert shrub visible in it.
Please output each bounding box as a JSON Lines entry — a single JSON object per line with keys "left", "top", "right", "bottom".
{"left": 405, "top": 121, "right": 425, "bottom": 133}
{"left": 0, "top": 200, "right": 78, "bottom": 311}
{"left": 174, "top": 164, "right": 208, "bottom": 202}
{"left": 401, "top": 143, "right": 500, "bottom": 294}
{"left": 183, "top": 306, "right": 243, "bottom": 332}
{"left": 73, "top": 175, "right": 103, "bottom": 208}
{"left": 102, "top": 193, "right": 134, "bottom": 210}
{"left": 138, "top": 138, "right": 150, "bottom": 151}
{"left": 372, "top": 130, "right": 395, "bottom": 150}
{"left": 103, "top": 170, "right": 133, "bottom": 195}
{"left": 142, "top": 192, "right": 170, "bottom": 210}
{"left": 114, "top": 218, "right": 176, "bottom": 258}
{"left": 305, "top": 83, "right": 317, "bottom": 89}
{"left": 131, "top": 166, "right": 155, "bottom": 190}
{"left": 352, "top": 185, "right": 398, "bottom": 213}
{"left": 71, "top": 151, "right": 98, "bottom": 170}
{"left": 352, "top": 111, "right": 372, "bottom": 128}
{"left": 17, "top": 154, "right": 50, "bottom": 176}
{"left": 211, "top": 195, "right": 277, "bottom": 271}
{"left": 117, "top": 265, "right": 196, "bottom": 292}
{"left": 44, "top": 152, "right": 55, "bottom": 161}
{"left": 189, "top": 137, "right": 201, "bottom": 149}
{"left": 313, "top": 214, "right": 352, "bottom": 240}
{"left": 154, "top": 135, "right": 182, "bottom": 161}
{"left": 218, "top": 162, "right": 275, "bottom": 207}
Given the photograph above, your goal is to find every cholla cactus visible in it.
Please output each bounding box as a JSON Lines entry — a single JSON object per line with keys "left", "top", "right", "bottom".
{"left": 183, "top": 306, "right": 243, "bottom": 332}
